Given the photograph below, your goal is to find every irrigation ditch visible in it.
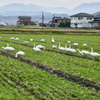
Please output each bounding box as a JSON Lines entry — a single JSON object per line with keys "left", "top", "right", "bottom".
{"left": 0, "top": 50, "right": 100, "bottom": 93}
{"left": 0, "top": 40, "right": 100, "bottom": 62}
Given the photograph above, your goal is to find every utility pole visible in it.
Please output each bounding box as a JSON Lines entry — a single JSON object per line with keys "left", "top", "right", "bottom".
{"left": 41, "top": 12, "right": 44, "bottom": 28}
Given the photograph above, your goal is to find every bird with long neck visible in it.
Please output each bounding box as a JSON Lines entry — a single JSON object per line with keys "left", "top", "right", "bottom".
{"left": 52, "top": 37, "right": 55, "bottom": 43}
{"left": 77, "top": 48, "right": 90, "bottom": 56}
{"left": 2, "top": 43, "right": 15, "bottom": 51}
{"left": 65, "top": 43, "right": 70, "bottom": 52}
{"left": 15, "top": 51, "right": 25, "bottom": 58}
{"left": 90, "top": 47, "right": 100, "bottom": 57}
{"left": 58, "top": 42, "right": 65, "bottom": 51}
{"left": 69, "top": 44, "right": 76, "bottom": 53}
{"left": 33, "top": 43, "right": 41, "bottom": 52}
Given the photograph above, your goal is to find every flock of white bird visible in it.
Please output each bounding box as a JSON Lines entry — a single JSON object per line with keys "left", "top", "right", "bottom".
{"left": 1, "top": 36, "right": 100, "bottom": 58}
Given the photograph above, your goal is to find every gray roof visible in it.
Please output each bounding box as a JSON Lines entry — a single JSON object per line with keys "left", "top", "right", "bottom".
{"left": 18, "top": 16, "right": 31, "bottom": 19}
{"left": 70, "top": 13, "right": 94, "bottom": 17}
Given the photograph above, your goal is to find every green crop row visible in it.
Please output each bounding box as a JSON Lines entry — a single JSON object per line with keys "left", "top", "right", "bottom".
{"left": 0, "top": 55, "right": 100, "bottom": 99}
{"left": 0, "top": 40, "right": 100, "bottom": 84}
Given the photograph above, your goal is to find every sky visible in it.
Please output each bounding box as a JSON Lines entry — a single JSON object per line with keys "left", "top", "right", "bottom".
{"left": 0, "top": 0, "right": 100, "bottom": 9}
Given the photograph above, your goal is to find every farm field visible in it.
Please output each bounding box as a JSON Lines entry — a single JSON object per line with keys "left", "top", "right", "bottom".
{"left": 0, "top": 28, "right": 100, "bottom": 99}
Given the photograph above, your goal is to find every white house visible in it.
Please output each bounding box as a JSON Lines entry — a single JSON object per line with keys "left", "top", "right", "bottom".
{"left": 70, "top": 13, "right": 94, "bottom": 28}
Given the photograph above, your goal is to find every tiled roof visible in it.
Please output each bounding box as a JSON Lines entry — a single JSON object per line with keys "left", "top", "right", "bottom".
{"left": 18, "top": 16, "right": 31, "bottom": 19}
{"left": 70, "top": 13, "right": 94, "bottom": 17}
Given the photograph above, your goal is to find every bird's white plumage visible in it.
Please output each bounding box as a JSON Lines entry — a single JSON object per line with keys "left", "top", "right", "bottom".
{"left": 15, "top": 51, "right": 25, "bottom": 58}
{"left": 52, "top": 37, "right": 55, "bottom": 43}
{"left": 30, "top": 39, "right": 33, "bottom": 41}
{"left": 69, "top": 44, "right": 76, "bottom": 53}
{"left": 58, "top": 42, "right": 66, "bottom": 51}
{"left": 15, "top": 38, "right": 19, "bottom": 40}
{"left": 65, "top": 44, "right": 70, "bottom": 52}
{"left": 23, "top": 41, "right": 29, "bottom": 44}
{"left": 10, "top": 37, "right": 15, "bottom": 39}
{"left": 83, "top": 44, "right": 87, "bottom": 47}
{"left": 36, "top": 45, "right": 45, "bottom": 50}
{"left": 68, "top": 41, "right": 71, "bottom": 44}
{"left": 73, "top": 43, "right": 79, "bottom": 46}
{"left": 33, "top": 43, "right": 41, "bottom": 52}
{"left": 2, "top": 43, "right": 15, "bottom": 51}
{"left": 90, "top": 47, "right": 100, "bottom": 57}
{"left": 52, "top": 44, "right": 57, "bottom": 49}
{"left": 40, "top": 39, "right": 45, "bottom": 42}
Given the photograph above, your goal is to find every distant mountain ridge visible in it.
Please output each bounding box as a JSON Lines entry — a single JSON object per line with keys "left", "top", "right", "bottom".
{"left": 0, "top": 2, "right": 100, "bottom": 25}
{"left": 0, "top": 2, "right": 100, "bottom": 15}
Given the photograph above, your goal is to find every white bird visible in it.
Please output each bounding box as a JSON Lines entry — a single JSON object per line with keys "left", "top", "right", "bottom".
{"left": 68, "top": 41, "right": 71, "bottom": 44}
{"left": 15, "top": 51, "right": 25, "bottom": 58}
{"left": 52, "top": 37, "right": 55, "bottom": 43}
{"left": 30, "top": 39, "right": 33, "bottom": 41}
{"left": 23, "top": 41, "right": 29, "bottom": 44}
{"left": 15, "top": 38, "right": 19, "bottom": 40}
{"left": 65, "top": 44, "right": 70, "bottom": 52}
{"left": 77, "top": 48, "right": 90, "bottom": 55}
{"left": 77, "top": 49, "right": 83, "bottom": 55}
{"left": 90, "top": 47, "right": 100, "bottom": 57}
{"left": 69, "top": 44, "right": 76, "bottom": 53}
{"left": 73, "top": 43, "right": 79, "bottom": 46}
{"left": 83, "top": 44, "right": 87, "bottom": 47}
{"left": 2, "top": 43, "right": 15, "bottom": 51}
{"left": 58, "top": 42, "right": 66, "bottom": 51}
{"left": 52, "top": 44, "right": 57, "bottom": 49}
{"left": 40, "top": 39, "right": 45, "bottom": 42}
{"left": 10, "top": 37, "right": 15, "bottom": 39}
{"left": 36, "top": 45, "right": 45, "bottom": 50}
{"left": 33, "top": 43, "right": 41, "bottom": 52}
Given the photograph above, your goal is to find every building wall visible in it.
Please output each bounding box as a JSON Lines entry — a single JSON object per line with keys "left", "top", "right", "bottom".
{"left": 71, "top": 17, "right": 94, "bottom": 28}
{"left": 17, "top": 17, "right": 36, "bottom": 25}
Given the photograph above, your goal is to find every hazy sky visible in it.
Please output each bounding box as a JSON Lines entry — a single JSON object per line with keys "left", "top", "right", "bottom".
{"left": 0, "top": 0, "right": 100, "bottom": 9}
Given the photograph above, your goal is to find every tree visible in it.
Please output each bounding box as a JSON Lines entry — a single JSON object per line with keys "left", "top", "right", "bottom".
{"left": 58, "top": 21, "right": 70, "bottom": 27}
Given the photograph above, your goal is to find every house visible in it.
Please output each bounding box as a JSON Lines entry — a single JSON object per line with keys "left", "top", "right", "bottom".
{"left": 17, "top": 16, "right": 36, "bottom": 25}
{"left": 89, "top": 14, "right": 100, "bottom": 29}
{"left": 49, "top": 17, "right": 70, "bottom": 28}
{"left": 70, "top": 13, "right": 94, "bottom": 28}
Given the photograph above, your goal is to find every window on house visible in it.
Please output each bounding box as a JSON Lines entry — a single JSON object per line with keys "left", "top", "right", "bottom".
{"left": 78, "top": 17, "right": 83, "bottom": 20}
{"left": 87, "top": 18, "right": 92, "bottom": 20}
{"left": 55, "top": 19, "right": 58, "bottom": 23}
{"left": 21, "top": 19, "right": 24, "bottom": 21}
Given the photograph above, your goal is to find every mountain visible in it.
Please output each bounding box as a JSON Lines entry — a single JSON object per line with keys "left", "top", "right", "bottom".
{"left": 0, "top": 2, "right": 100, "bottom": 16}
{"left": 69, "top": 2, "right": 100, "bottom": 15}
{"left": 0, "top": 3, "right": 69, "bottom": 13}
{"left": 0, "top": 2, "right": 100, "bottom": 25}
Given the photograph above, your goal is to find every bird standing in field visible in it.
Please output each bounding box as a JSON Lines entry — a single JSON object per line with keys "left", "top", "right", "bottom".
{"left": 33, "top": 43, "right": 41, "bottom": 52}
{"left": 58, "top": 42, "right": 66, "bottom": 51}
{"left": 90, "top": 47, "right": 100, "bottom": 57}
{"left": 83, "top": 43, "right": 87, "bottom": 47}
{"left": 36, "top": 45, "right": 45, "bottom": 50}
{"left": 73, "top": 43, "right": 79, "bottom": 46}
{"left": 2, "top": 43, "right": 15, "bottom": 51}
{"left": 52, "top": 37, "right": 55, "bottom": 43}
{"left": 15, "top": 51, "right": 25, "bottom": 58}
{"left": 52, "top": 44, "right": 57, "bottom": 49}
{"left": 40, "top": 39, "right": 45, "bottom": 42}
{"left": 77, "top": 48, "right": 90, "bottom": 55}
{"left": 69, "top": 44, "right": 76, "bottom": 53}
